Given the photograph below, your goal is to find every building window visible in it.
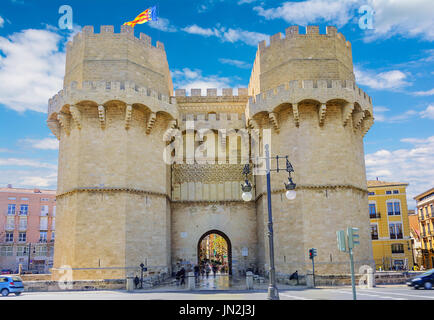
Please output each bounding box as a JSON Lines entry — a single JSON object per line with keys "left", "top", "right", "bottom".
{"left": 40, "top": 205, "right": 49, "bottom": 216}
{"left": 51, "top": 232, "right": 55, "bottom": 242}
{"left": 387, "top": 201, "right": 401, "bottom": 215}
{"left": 7, "top": 197, "right": 16, "bottom": 200}
{"left": 19, "top": 204, "right": 28, "bottom": 215}
{"left": 40, "top": 217, "right": 48, "bottom": 230}
{"left": 7, "top": 204, "right": 15, "bottom": 215}
{"left": 389, "top": 223, "right": 403, "bottom": 239}
{"left": 391, "top": 244, "right": 404, "bottom": 254}
{"left": 369, "top": 203, "right": 377, "bottom": 218}
{"left": 16, "top": 246, "right": 27, "bottom": 257}
{"left": 386, "top": 191, "right": 392, "bottom": 195}
{"left": 39, "top": 231, "right": 47, "bottom": 243}
{"left": 52, "top": 218, "right": 55, "bottom": 230}
{"left": 371, "top": 224, "right": 378, "bottom": 240}
{"left": 393, "top": 190, "right": 399, "bottom": 194}
{"left": 5, "top": 216, "right": 14, "bottom": 230}
{"left": 368, "top": 192, "right": 375, "bottom": 196}
{"left": 5, "top": 232, "right": 13, "bottom": 242}
{"left": 35, "top": 246, "right": 47, "bottom": 256}
{"left": 52, "top": 206, "right": 56, "bottom": 217}
{"left": 0, "top": 246, "right": 13, "bottom": 256}
{"left": 40, "top": 198, "right": 49, "bottom": 202}
{"left": 19, "top": 217, "right": 27, "bottom": 230}
{"left": 21, "top": 197, "right": 29, "bottom": 201}
{"left": 18, "top": 232, "right": 26, "bottom": 242}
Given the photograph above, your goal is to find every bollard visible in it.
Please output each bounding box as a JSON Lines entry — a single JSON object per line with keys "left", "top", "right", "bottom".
{"left": 18, "top": 264, "right": 22, "bottom": 275}
{"left": 126, "top": 276, "right": 135, "bottom": 292}
{"left": 188, "top": 272, "right": 195, "bottom": 290}
{"left": 306, "top": 274, "right": 314, "bottom": 288}
{"left": 246, "top": 271, "right": 254, "bottom": 290}
{"left": 367, "top": 268, "right": 375, "bottom": 288}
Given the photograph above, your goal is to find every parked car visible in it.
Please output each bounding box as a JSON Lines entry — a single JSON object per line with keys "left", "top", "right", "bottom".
{"left": 407, "top": 269, "right": 434, "bottom": 290}
{"left": 0, "top": 276, "right": 24, "bottom": 296}
{"left": 0, "top": 269, "right": 13, "bottom": 275}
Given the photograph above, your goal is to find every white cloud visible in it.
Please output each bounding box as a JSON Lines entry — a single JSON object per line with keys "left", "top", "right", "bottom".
{"left": 219, "top": 58, "right": 251, "bottom": 69}
{"left": 18, "top": 173, "right": 57, "bottom": 188}
{"left": 253, "top": 0, "right": 358, "bottom": 27}
{"left": 0, "top": 158, "right": 57, "bottom": 170}
{"left": 171, "top": 68, "right": 244, "bottom": 94}
{"left": 252, "top": 0, "right": 434, "bottom": 42}
{"left": 0, "top": 16, "right": 4, "bottom": 28}
{"left": 219, "top": 27, "right": 268, "bottom": 46}
{"left": 364, "top": 0, "right": 434, "bottom": 42}
{"left": 148, "top": 17, "right": 177, "bottom": 32}
{"left": 355, "top": 67, "right": 410, "bottom": 90}
{"left": 182, "top": 25, "right": 219, "bottom": 37}
{"left": 182, "top": 24, "right": 268, "bottom": 46}
{"left": 365, "top": 136, "right": 434, "bottom": 208}
{"left": 412, "top": 88, "right": 434, "bottom": 96}
{"left": 20, "top": 137, "right": 59, "bottom": 150}
{"left": 420, "top": 104, "right": 434, "bottom": 119}
{"left": 0, "top": 169, "right": 57, "bottom": 189}
{"left": 238, "top": 0, "right": 258, "bottom": 4}
{"left": 0, "top": 28, "right": 65, "bottom": 112}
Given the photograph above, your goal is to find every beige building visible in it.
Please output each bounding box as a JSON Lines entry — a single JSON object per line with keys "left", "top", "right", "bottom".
{"left": 47, "top": 25, "right": 375, "bottom": 280}
{"left": 414, "top": 187, "right": 434, "bottom": 269}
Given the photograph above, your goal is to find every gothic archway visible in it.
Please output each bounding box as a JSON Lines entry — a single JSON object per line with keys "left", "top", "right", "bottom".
{"left": 197, "top": 230, "right": 232, "bottom": 275}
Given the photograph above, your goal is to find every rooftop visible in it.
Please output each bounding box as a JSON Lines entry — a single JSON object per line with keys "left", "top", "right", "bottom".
{"left": 414, "top": 187, "right": 434, "bottom": 201}
{"left": 367, "top": 180, "right": 408, "bottom": 188}
{"left": 0, "top": 185, "right": 56, "bottom": 195}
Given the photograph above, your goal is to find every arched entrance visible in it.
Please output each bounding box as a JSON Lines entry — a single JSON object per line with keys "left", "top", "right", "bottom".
{"left": 197, "top": 230, "right": 232, "bottom": 275}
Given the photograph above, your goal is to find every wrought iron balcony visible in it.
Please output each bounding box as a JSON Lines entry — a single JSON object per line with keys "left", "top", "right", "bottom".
{"left": 369, "top": 212, "right": 381, "bottom": 219}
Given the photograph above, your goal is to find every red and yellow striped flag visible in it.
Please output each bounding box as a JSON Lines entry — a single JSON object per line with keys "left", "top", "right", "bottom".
{"left": 123, "top": 6, "right": 158, "bottom": 28}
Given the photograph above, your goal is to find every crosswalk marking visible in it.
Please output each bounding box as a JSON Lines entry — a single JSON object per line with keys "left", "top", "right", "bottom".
{"left": 358, "top": 289, "right": 434, "bottom": 299}
{"left": 280, "top": 293, "right": 313, "bottom": 300}
{"left": 334, "top": 290, "right": 405, "bottom": 300}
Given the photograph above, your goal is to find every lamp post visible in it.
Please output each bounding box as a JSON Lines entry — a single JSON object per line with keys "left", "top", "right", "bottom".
{"left": 241, "top": 143, "right": 296, "bottom": 300}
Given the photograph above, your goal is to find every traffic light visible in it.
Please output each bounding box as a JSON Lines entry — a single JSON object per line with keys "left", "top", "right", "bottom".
{"left": 337, "top": 230, "right": 347, "bottom": 252}
{"left": 347, "top": 227, "right": 360, "bottom": 249}
{"left": 309, "top": 248, "right": 317, "bottom": 259}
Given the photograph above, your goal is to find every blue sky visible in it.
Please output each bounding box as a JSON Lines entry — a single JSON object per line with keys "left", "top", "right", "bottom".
{"left": 0, "top": 0, "right": 433, "bottom": 208}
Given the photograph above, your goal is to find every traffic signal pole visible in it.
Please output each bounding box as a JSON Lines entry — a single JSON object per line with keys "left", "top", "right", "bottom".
{"left": 312, "top": 254, "right": 315, "bottom": 288}
{"left": 349, "top": 247, "right": 356, "bottom": 300}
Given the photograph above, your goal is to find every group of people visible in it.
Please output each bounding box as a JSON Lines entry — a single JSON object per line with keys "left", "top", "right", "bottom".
{"left": 175, "top": 263, "right": 228, "bottom": 286}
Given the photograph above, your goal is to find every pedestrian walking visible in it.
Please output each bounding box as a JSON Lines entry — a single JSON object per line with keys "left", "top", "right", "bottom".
{"left": 134, "top": 275, "right": 140, "bottom": 289}
{"left": 206, "top": 264, "right": 210, "bottom": 278}
{"left": 194, "top": 265, "right": 200, "bottom": 282}
{"left": 179, "top": 267, "right": 186, "bottom": 285}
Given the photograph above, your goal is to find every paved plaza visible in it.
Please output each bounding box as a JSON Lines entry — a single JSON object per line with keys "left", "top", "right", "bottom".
{"left": 1, "top": 275, "right": 433, "bottom": 300}
{"left": 1, "top": 285, "right": 433, "bottom": 300}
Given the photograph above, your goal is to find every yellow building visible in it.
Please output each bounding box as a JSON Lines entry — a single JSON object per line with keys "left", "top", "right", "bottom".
{"left": 368, "top": 180, "right": 413, "bottom": 270}
{"left": 414, "top": 187, "right": 434, "bottom": 269}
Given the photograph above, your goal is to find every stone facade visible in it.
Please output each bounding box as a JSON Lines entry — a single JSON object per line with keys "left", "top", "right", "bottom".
{"left": 48, "top": 25, "right": 375, "bottom": 280}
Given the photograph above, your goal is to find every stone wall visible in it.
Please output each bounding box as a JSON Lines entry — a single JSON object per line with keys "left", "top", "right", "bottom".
{"left": 171, "top": 201, "right": 257, "bottom": 275}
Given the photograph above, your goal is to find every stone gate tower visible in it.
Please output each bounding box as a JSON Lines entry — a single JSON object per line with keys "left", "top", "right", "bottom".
{"left": 48, "top": 25, "right": 375, "bottom": 280}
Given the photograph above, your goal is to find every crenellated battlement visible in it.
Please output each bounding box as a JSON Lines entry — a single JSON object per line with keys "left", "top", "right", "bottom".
{"left": 247, "top": 79, "right": 372, "bottom": 116}
{"left": 64, "top": 25, "right": 173, "bottom": 97}
{"left": 178, "top": 113, "right": 246, "bottom": 131}
{"left": 248, "top": 25, "right": 355, "bottom": 96}
{"left": 174, "top": 88, "right": 248, "bottom": 97}
{"left": 258, "top": 25, "right": 352, "bottom": 52}
{"left": 48, "top": 80, "right": 177, "bottom": 120}
{"left": 67, "top": 25, "right": 165, "bottom": 52}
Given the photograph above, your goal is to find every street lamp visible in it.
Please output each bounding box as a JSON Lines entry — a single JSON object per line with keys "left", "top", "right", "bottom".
{"left": 241, "top": 143, "right": 296, "bottom": 300}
